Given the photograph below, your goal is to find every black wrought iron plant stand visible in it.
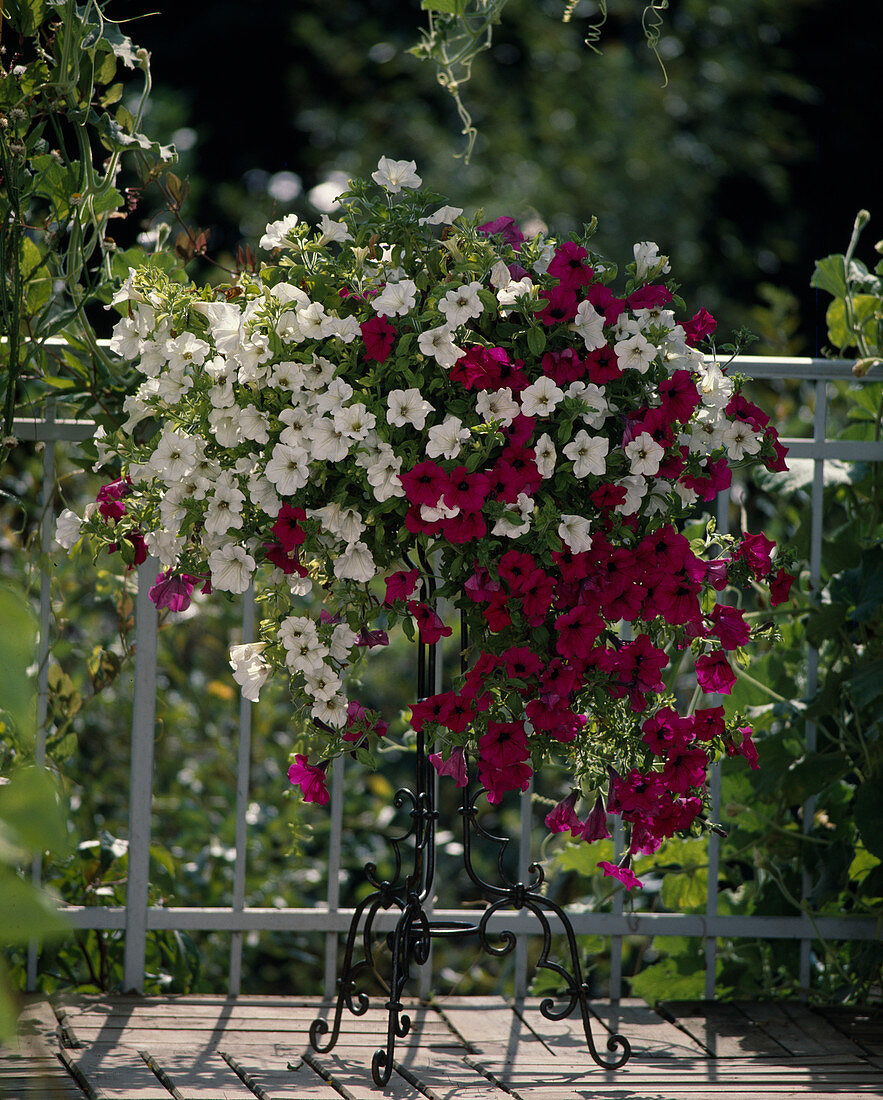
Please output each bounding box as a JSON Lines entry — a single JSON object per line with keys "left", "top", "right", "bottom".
{"left": 308, "top": 608, "right": 631, "bottom": 1088}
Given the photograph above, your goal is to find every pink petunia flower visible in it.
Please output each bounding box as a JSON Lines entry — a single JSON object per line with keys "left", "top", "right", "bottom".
{"left": 288, "top": 755, "right": 330, "bottom": 805}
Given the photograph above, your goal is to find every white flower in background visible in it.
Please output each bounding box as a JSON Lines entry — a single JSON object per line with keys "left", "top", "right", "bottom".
{"left": 567, "top": 382, "right": 610, "bottom": 429}
{"left": 271, "top": 282, "right": 311, "bottom": 309}
{"left": 239, "top": 406, "right": 270, "bottom": 444}
{"left": 489, "top": 261, "right": 512, "bottom": 289}
{"left": 265, "top": 442, "right": 310, "bottom": 494}
{"left": 366, "top": 452, "right": 405, "bottom": 501}
{"left": 248, "top": 471, "right": 282, "bottom": 516}
{"left": 191, "top": 301, "right": 243, "bottom": 355}
{"left": 315, "top": 377, "right": 354, "bottom": 415}
{"left": 259, "top": 212, "right": 299, "bottom": 250}
{"left": 279, "top": 615, "right": 319, "bottom": 648}
{"left": 387, "top": 388, "right": 434, "bottom": 430}
{"left": 301, "top": 355, "right": 336, "bottom": 391}
{"left": 644, "top": 480, "right": 672, "bottom": 517}
{"left": 296, "top": 302, "right": 334, "bottom": 339}
{"left": 420, "top": 500, "right": 459, "bottom": 522}
{"left": 208, "top": 381, "right": 234, "bottom": 409}
{"left": 563, "top": 431, "right": 609, "bottom": 477}
{"left": 273, "top": 361, "right": 306, "bottom": 391}
{"left": 159, "top": 490, "right": 187, "bottom": 533}
{"left": 558, "top": 514, "right": 593, "bottom": 554}
{"left": 698, "top": 361, "right": 733, "bottom": 408}
{"left": 279, "top": 405, "right": 311, "bottom": 448}
{"left": 722, "top": 420, "right": 762, "bottom": 461}
{"left": 615, "top": 333, "right": 656, "bottom": 374}
{"left": 54, "top": 509, "right": 82, "bottom": 550}
{"left": 372, "top": 278, "right": 417, "bottom": 318}
{"left": 633, "top": 241, "right": 670, "bottom": 281}
{"left": 208, "top": 543, "right": 255, "bottom": 593}
{"left": 686, "top": 409, "right": 725, "bottom": 454}
{"left": 675, "top": 482, "right": 699, "bottom": 508}
{"left": 144, "top": 529, "right": 184, "bottom": 569}
{"left": 311, "top": 693, "right": 349, "bottom": 729}
{"left": 311, "top": 503, "right": 364, "bottom": 543}
{"left": 520, "top": 376, "right": 564, "bottom": 418}
{"left": 318, "top": 215, "right": 351, "bottom": 244}
{"left": 276, "top": 309, "right": 305, "bottom": 344}
{"left": 371, "top": 156, "right": 421, "bottom": 193}
{"left": 612, "top": 313, "right": 643, "bottom": 343}
{"left": 534, "top": 433, "right": 557, "bottom": 478}
{"left": 573, "top": 300, "right": 606, "bottom": 351}
{"left": 418, "top": 205, "right": 463, "bottom": 226}
{"left": 532, "top": 242, "right": 557, "bottom": 276}
{"left": 149, "top": 430, "right": 198, "bottom": 482}
{"left": 439, "top": 281, "right": 483, "bottom": 326}
{"left": 475, "top": 387, "right": 519, "bottom": 427}
{"left": 492, "top": 493, "right": 535, "bottom": 538}
{"left": 418, "top": 325, "right": 463, "bottom": 368}
{"left": 330, "top": 623, "right": 359, "bottom": 661}
{"left": 426, "top": 415, "right": 470, "bottom": 460}
{"left": 634, "top": 307, "right": 677, "bottom": 334}
{"left": 165, "top": 332, "right": 209, "bottom": 372}
{"left": 208, "top": 407, "right": 243, "bottom": 448}
{"left": 204, "top": 473, "right": 246, "bottom": 536}
{"left": 229, "top": 643, "right": 270, "bottom": 702}
{"left": 624, "top": 432, "right": 664, "bottom": 477}
{"left": 303, "top": 664, "right": 344, "bottom": 701}
{"left": 615, "top": 474, "right": 648, "bottom": 515}
{"left": 334, "top": 402, "right": 376, "bottom": 441}
{"left": 306, "top": 417, "right": 351, "bottom": 463}
{"left": 327, "top": 315, "right": 361, "bottom": 343}
{"left": 334, "top": 541, "right": 376, "bottom": 583}
{"left": 496, "top": 277, "right": 534, "bottom": 310}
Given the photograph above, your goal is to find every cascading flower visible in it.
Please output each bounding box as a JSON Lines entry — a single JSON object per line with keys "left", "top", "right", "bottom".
{"left": 69, "top": 156, "right": 795, "bottom": 891}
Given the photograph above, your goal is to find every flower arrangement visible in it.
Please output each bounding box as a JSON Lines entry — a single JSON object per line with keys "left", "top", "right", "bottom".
{"left": 62, "top": 156, "right": 793, "bottom": 890}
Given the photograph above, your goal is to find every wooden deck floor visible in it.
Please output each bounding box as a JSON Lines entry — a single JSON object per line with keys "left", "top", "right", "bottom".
{"left": 3, "top": 995, "right": 882, "bottom": 1099}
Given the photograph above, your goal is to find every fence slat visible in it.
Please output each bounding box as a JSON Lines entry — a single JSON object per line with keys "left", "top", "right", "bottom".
{"left": 123, "top": 558, "right": 159, "bottom": 993}
{"left": 229, "top": 587, "right": 256, "bottom": 994}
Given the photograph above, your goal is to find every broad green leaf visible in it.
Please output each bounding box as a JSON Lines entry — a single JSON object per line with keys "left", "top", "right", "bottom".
{"left": 0, "top": 767, "right": 69, "bottom": 855}
{"left": 810, "top": 254, "right": 848, "bottom": 299}
{"left": 629, "top": 951, "right": 706, "bottom": 1004}
{"left": 781, "top": 753, "right": 849, "bottom": 803}
{"left": 421, "top": 0, "right": 468, "bottom": 15}
{"left": 660, "top": 865, "right": 708, "bottom": 912}
{"left": 851, "top": 659, "right": 883, "bottom": 709}
{"left": 526, "top": 325, "right": 546, "bottom": 356}
{"left": 825, "top": 294, "right": 879, "bottom": 352}
{"left": 0, "top": 584, "right": 37, "bottom": 741}
{"left": 805, "top": 602, "right": 849, "bottom": 648}
{"left": 554, "top": 838, "right": 614, "bottom": 875}
{"left": 5, "top": 0, "right": 47, "bottom": 36}
{"left": 848, "top": 846, "right": 880, "bottom": 882}
{"left": 0, "top": 872, "right": 70, "bottom": 944}
{"left": 855, "top": 776, "right": 883, "bottom": 859}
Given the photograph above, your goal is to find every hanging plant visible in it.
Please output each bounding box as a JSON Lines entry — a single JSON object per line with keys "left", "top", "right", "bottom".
{"left": 61, "top": 158, "right": 794, "bottom": 889}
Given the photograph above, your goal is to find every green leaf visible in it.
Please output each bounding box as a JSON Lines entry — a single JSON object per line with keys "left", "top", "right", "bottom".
{"left": 781, "top": 753, "right": 849, "bottom": 803}
{"left": 5, "top": 0, "right": 47, "bottom": 36}
{"left": 0, "top": 767, "right": 69, "bottom": 856}
{"left": 526, "top": 325, "right": 546, "bottom": 357}
{"left": 421, "top": 0, "right": 468, "bottom": 14}
{"left": 810, "top": 254, "right": 848, "bottom": 299}
{"left": 629, "top": 950, "right": 706, "bottom": 1004}
{"left": 0, "top": 584, "right": 38, "bottom": 741}
{"left": 554, "top": 838, "right": 614, "bottom": 875}
{"left": 805, "top": 603, "right": 848, "bottom": 648}
{"left": 851, "top": 659, "right": 883, "bottom": 709}
{"left": 0, "top": 871, "right": 70, "bottom": 944}
{"left": 825, "top": 294, "right": 879, "bottom": 353}
{"left": 855, "top": 776, "right": 883, "bottom": 859}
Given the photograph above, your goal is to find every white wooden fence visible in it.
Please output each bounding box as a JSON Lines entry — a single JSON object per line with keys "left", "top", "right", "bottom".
{"left": 14, "top": 356, "right": 882, "bottom": 1000}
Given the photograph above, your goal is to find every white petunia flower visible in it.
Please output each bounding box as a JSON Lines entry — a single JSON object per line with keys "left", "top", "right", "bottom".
{"left": 273, "top": 361, "right": 306, "bottom": 391}
{"left": 276, "top": 309, "right": 305, "bottom": 344}
{"left": 697, "top": 361, "right": 734, "bottom": 408}
{"left": 492, "top": 493, "right": 535, "bottom": 538}
{"left": 149, "top": 430, "right": 198, "bottom": 482}
{"left": 279, "top": 405, "right": 312, "bottom": 447}
{"left": 371, "top": 156, "right": 422, "bottom": 193}
{"left": 615, "top": 333, "right": 656, "bottom": 375}
{"left": 722, "top": 420, "right": 762, "bottom": 461}
{"left": 563, "top": 431, "right": 609, "bottom": 477}
{"left": 496, "top": 277, "right": 534, "bottom": 310}
{"left": 438, "top": 281, "right": 484, "bottom": 326}
{"left": 624, "top": 432, "right": 665, "bottom": 477}
{"left": 165, "top": 331, "right": 209, "bottom": 372}
{"left": 520, "top": 376, "right": 564, "bottom": 419}
{"left": 534, "top": 433, "right": 557, "bottom": 478}
{"left": 489, "top": 261, "right": 512, "bottom": 289}
{"left": 573, "top": 300, "right": 607, "bottom": 352}
{"left": 248, "top": 471, "right": 282, "bottom": 517}
{"left": 687, "top": 409, "right": 726, "bottom": 454}
{"left": 271, "top": 282, "right": 311, "bottom": 310}
{"left": 315, "top": 378, "right": 354, "bottom": 415}
{"left": 372, "top": 279, "right": 418, "bottom": 318}
{"left": 191, "top": 301, "right": 243, "bottom": 355}
{"left": 239, "top": 406, "right": 270, "bottom": 444}
{"left": 387, "top": 388, "right": 434, "bottom": 430}
{"left": 301, "top": 355, "right": 337, "bottom": 391}
{"left": 306, "top": 417, "right": 351, "bottom": 463}
{"left": 417, "top": 325, "right": 463, "bottom": 368}
{"left": 208, "top": 407, "right": 242, "bottom": 448}
{"left": 334, "top": 403, "right": 376, "bottom": 441}
{"left": 475, "top": 387, "right": 519, "bottom": 427}
{"left": 310, "top": 503, "right": 365, "bottom": 543}
{"left": 558, "top": 514, "right": 593, "bottom": 554}
{"left": 633, "top": 241, "right": 670, "bottom": 281}
{"left": 330, "top": 623, "right": 359, "bottom": 661}
{"left": 279, "top": 615, "right": 319, "bottom": 647}
{"left": 426, "top": 415, "right": 470, "bottom": 460}
{"left": 615, "top": 474, "right": 648, "bottom": 515}
{"left": 208, "top": 543, "right": 256, "bottom": 593}
{"left": 334, "top": 541, "right": 376, "bottom": 583}
{"left": 144, "top": 529, "right": 184, "bottom": 569}
{"left": 567, "top": 381, "right": 610, "bottom": 429}
{"left": 327, "top": 314, "right": 361, "bottom": 343}
{"left": 302, "top": 664, "right": 344, "bottom": 701}
{"left": 296, "top": 302, "right": 334, "bottom": 339}
{"left": 366, "top": 453, "right": 405, "bottom": 501}
{"left": 418, "top": 205, "right": 463, "bottom": 226}
{"left": 311, "top": 692, "right": 349, "bottom": 729}
{"left": 318, "top": 215, "right": 351, "bottom": 244}
{"left": 54, "top": 508, "right": 82, "bottom": 550}
{"left": 265, "top": 443, "right": 310, "bottom": 494}
{"left": 260, "top": 213, "right": 299, "bottom": 250}
{"left": 229, "top": 643, "right": 270, "bottom": 703}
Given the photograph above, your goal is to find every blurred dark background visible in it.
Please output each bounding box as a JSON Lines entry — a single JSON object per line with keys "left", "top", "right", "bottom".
{"left": 120, "top": 0, "right": 878, "bottom": 352}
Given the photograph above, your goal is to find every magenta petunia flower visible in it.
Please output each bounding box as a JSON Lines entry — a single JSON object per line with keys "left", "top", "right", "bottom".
{"left": 429, "top": 746, "right": 468, "bottom": 787}
{"left": 545, "top": 790, "right": 582, "bottom": 834}
{"left": 598, "top": 861, "right": 643, "bottom": 891}
{"left": 288, "top": 755, "right": 330, "bottom": 805}
{"left": 360, "top": 316, "right": 396, "bottom": 362}
{"left": 695, "top": 650, "right": 736, "bottom": 695}
{"left": 148, "top": 571, "right": 196, "bottom": 612}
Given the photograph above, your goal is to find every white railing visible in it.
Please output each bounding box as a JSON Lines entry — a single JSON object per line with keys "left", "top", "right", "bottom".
{"left": 15, "top": 356, "right": 883, "bottom": 1000}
